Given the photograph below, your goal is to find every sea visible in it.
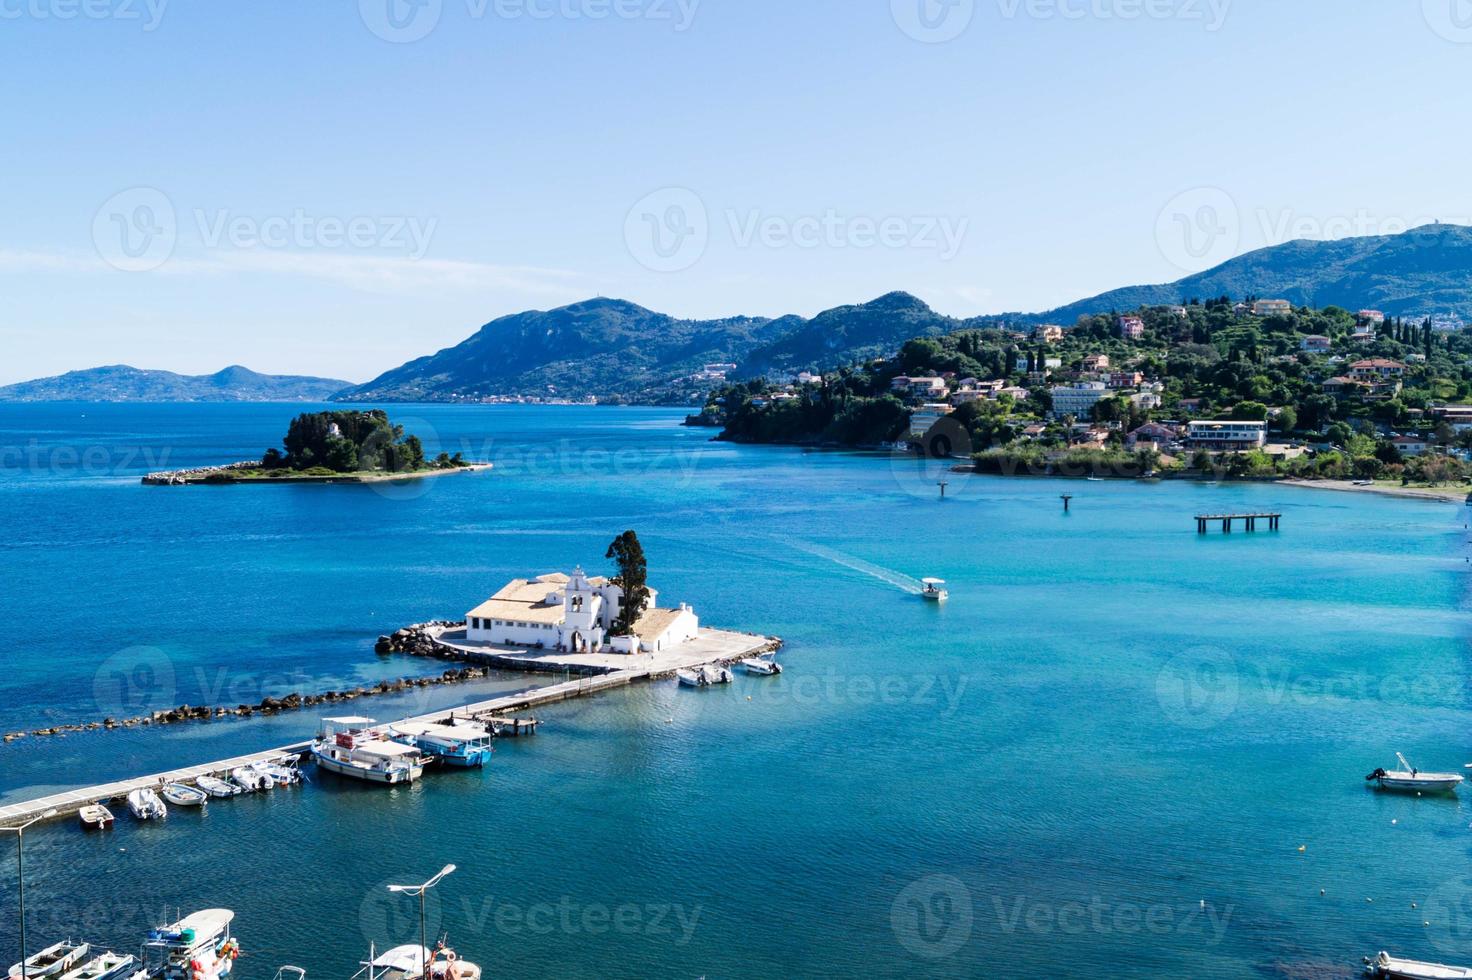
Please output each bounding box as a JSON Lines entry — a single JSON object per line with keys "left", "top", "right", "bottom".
{"left": 1, "top": 402, "right": 1470, "bottom": 979}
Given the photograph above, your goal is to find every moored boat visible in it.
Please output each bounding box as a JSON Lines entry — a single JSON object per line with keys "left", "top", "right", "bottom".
{"left": 920, "top": 578, "right": 949, "bottom": 602}
{"left": 230, "top": 767, "right": 265, "bottom": 793}
{"left": 78, "top": 805, "right": 114, "bottom": 831}
{"left": 9, "top": 941, "right": 90, "bottom": 979}
{"left": 1364, "top": 951, "right": 1472, "bottom": 978}
{"left": 354, "top": 945, "right": 482, "bottom": 980}
{"left": 126, "top": 789, "right": 166, "bottom": 821}
{"left": 143, "top": 909, "right": 239, "bottom": 980}
{"left": 252, "top": 758, "right": 301, "bottom": 787}
{"left": 159, "top": 783, "right": 208, "bottom": 808}
{"left": 1366, "top": 754, "right": 1463, "bottom": 794}
{"left": 196, "top": 776, "right": 238, "bottom": 799}
{"left": 700, "top": 665, "right": 734, "bottom": 685}
{"left": 312, "top": 717, "right": 427, "bottom": 784}
{"left": 57, "top": 953, "right": 136, "bottom": 980}
{"left": 739, "top": 657, "right": 782, "bottom": 676}
{"left": 676, "top": 669, "right": 706, "bottom": 688}
{"left": 387, "top": 722, "right": 493, "bottom": 768}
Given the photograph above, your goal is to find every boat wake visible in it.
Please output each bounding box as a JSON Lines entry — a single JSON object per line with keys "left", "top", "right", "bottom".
{"left": 786, "top": 540, "right": 926, "bottom": 595}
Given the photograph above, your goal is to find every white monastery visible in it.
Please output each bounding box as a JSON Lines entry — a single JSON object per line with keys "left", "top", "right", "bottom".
{"left": 465, "top": 567, "right": 699, "bottom": 655}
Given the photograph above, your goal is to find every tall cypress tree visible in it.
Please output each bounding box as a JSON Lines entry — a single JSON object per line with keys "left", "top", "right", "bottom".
{"left": 605, "top": 530, "right": 651, "bottom": 636}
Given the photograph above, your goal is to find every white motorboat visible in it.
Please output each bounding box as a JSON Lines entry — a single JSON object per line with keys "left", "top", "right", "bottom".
{"left": 195, "top": 776, "right": 239, "bottom": 799}
{"left": 1364, "top": 951, "right": 1472, "bottom": 978}
{"left": 10, "top": 941, "right": 90, "bottom": 979}
{"left": 57, "top": 953, "right": 136, "bottom": 980}
{"left": 126, "top": 788, "right": 166, "bottom": 820}
{"left": 920, "top": 578, "right": 949, "bottom": 602}
{"left": 354, "top": 945, "right": 482, "bottom": 980}
{"left": 159, "top": 783, "right": 208, "bottom": 808}
{"left": 252, "top": 759, "right": 299, "bottom": 787}
{"left": 143, "top": 909, "right": 239, "bottom": 980}
{"left": 1366, "top": 754, "right": 1464, "bottom": 794}
{"left": 230, "top": 767, "right": 265, "bottom": 792}
{"left": 700, "top": 665, "right": 734, "bottom": 685}
{"left": 78, "top": 805, "right": 114, "bottom": 830}
{"left": 739, "top": 657, "right": 782, "bottom": 676}
{"left": 676, "top": 669, "right": 706, "bottom": 688}
{"left": 312, "top": 717, "right": 427, "bottom": 785}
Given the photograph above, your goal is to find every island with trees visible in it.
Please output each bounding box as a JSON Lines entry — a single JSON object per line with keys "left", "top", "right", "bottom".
{"left": 142, "top": 409, "right": 491, "bottom": 485}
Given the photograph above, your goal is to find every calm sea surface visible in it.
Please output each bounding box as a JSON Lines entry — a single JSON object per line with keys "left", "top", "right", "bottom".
{"left": 1, "top": 403, "right": 1470, "bottom": 979}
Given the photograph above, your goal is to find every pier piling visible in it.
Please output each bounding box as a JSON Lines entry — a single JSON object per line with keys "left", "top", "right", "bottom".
{"left": 1195, "top": 512, "right": 1281, "bottom": 534}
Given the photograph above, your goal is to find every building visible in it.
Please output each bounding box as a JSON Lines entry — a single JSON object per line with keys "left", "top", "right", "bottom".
{"left": 891, "top": 376, "right": 948, "bottom": 399}
{"left": 1118, "top": 316, "right": 1146, "bottom": 340}
{"left": 1033, "top": 324, "right": 1064, "bottom": 343}
{"left": 1081, "top": 354, "right": 1111, "bottom": 372}
{"left": 1049, "top": 382, "right": 1108, "bottom": 419}
{"left": 1391, "top": 435, "right": 1429, "bottom": 457}
{"left": 1351, "top": 325, "right": 1377, "bottom": 342}
{"left": 1130, "top": 391, "right": 1163, "bottom": 411}
{"left": 1185, "top": 420, "right": 1269, "bottom": 451}
{"left": 909, "top": 403, "right": 955, "bottom": 439}
{"left": 1349, "top": 358, "right": 1406, "bottom": 380}
{"left": 1126, "top": 421, "right": 1179, "bottom": 449}
{"left": 465, "top": 568, "right": 698, "bottom": 655}
{"left": 1108, "top": 371, "right": 1145, "bottom": 389}
{"left": 1358, "top": 310, "right": 1387, "bottom": 325}
{"left": 1166, "top": 305, "right": 1189, "bottom": 319}
{"left": 1253, "top": 299, "right": 1293, "bottom": 317}
{"left": 1300, "top": 335, "right": 1331, "bottom": 353}
{"left": 1431, "top": 406, "right": 1472, "bottom": 431}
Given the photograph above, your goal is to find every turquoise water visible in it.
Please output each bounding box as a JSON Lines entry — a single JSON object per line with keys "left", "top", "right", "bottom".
{"left": 1, "top": 403, "right": 1470, "bottom": 978}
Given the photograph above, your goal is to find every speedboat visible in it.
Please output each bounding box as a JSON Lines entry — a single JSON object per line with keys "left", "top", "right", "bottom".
{"left": 253, "top": 759, "right": 300, "bottom": 787}
{"left": 126, "top": 789, "right": 166, "bottom": 820}
{"left": 1366, "top": 754, "right": 1464, "bottom": 794}
{"left": 312, "top": 717, "right": 427, "bottom": 785}
{"left": 920, "top": 578, "right": 949, "bottom": 602}
{"left": 739, "top": 657, "right": 782, "bottom": 676}
{"left": 159, "top": 783, "right": 208, "bottom": 808}
{"left": 10, "top": 942, "right": 90, "bottom": 979}
{"left": 79, "top": 805, "right": 114, "bottom": 830}
{"left": 676, "top": 669, "right": 706, "bottom": 688}
{"left": 387, "top": 722, "right": 494, "bottom": 768}
{"left": 700, "top": 665, "right": 734, "bottom": 685}
{"left": 58, "top": 953, "right": 136, "bottom": 980}
{"left": 195, "top": 776, "right": 239, "bottom": 799}
{"left": 230, "top": 767, "right": 265, "bottom": 793}
{"left": 1364, "top": 951, "right": 1472, "bottom": 978}
{"left": 354, "top": 946, "right": 481, "bottom": 980}
{"left": 143, "top": 910, "right": 239, "bottom": 980}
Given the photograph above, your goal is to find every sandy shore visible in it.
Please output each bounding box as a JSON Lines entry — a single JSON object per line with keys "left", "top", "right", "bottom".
{"left": 1279, "top": 478, "right": 1469, "bottom": 503}
{"left": 143, "top": 463, "right": 494, "bottom": 485}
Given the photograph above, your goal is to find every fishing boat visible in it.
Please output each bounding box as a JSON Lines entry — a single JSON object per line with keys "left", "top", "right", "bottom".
{"left": 739, "top": 657, "right": 782, "bottom": 676}
{"left": 78, "top": 805, "right": 114, "bottom": 831}
{"left": 386, "top": 722, "right": 494, "bottom": 768}
{"left": 9, "top": 942, "right": 90, "bottom": 979}
{"left": 312, "top": 717, "right": 427, "bottom": 785}
{"left": 1364, "top": 951, "right": 1472, "bottom": 978}
{"left": 700, "top": 665, "right": 734, "bottom": 685}
{"left": 1366, "top": 754, "right": 1464, "bottom": 794}
{"left": 142, "top": 909, "right": 239, "bottom": 980}
{"left": 676, "top": 669, "right": 707, "bottom": 688}
{"left": 195, "top": 776, "right": 238, "bottom": 799}
{"left": 159, "top": 783, "right": 208, "bottom": 808}
{"left": 353, "top": 945, "right": 482, "bottom": 980}
{"left": 230, "top": 767, "right": 265, "bottom": 793}
{"left": 920, "top": 578, "right": 949, "bottom": 602}
{"left": 126, "top": 788, "right": 166, "bottom": 821}
{"left": 57, "top": 953, "right": 136, "bottom": 980}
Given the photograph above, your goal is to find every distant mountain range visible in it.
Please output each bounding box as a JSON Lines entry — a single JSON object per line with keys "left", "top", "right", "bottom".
{"left": 12, "top": 225, "right": 1472, "bottom": 404}
{"left": 0, "top": 365, "right": 352, "bottom": 402}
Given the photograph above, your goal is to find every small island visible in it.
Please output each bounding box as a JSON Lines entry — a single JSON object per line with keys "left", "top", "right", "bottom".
{"left": 143, "top": 410, "right": 491, "bottom": 485}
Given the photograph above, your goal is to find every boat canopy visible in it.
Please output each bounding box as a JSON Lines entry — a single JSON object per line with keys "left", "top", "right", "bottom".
{"left": 370, "top": 946, "right": 429, "bottom": 972}
{"left": 922, "top": 578, "right": 947, "bottom": 585}
{"left": 353, "top": 740, "right": 421, "bottom": 759}
{"left": 151, "top": 909, "right": 234, "bottom": 943}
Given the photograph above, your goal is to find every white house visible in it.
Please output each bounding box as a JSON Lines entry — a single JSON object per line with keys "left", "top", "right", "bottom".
{"left": 1185, "top": 420, "right": 1268, "bottom": 451}
{"left": 1049, "top": 382, "right": 1108, "bottom": 419}
{"left": 466, "top": 568, "right": 698, "bottom": 655}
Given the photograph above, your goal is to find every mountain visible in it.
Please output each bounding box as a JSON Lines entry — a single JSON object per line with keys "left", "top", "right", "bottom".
{"left": 1025, "top": 222, "right": 1472, "bottom": 325}
{"left": 0, "top": 365, "right": 354, "bottom": 402}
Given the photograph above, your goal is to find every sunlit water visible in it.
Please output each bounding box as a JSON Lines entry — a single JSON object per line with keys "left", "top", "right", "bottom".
{"left": 1, "top": 403, "right": 1470, "bottom": 979}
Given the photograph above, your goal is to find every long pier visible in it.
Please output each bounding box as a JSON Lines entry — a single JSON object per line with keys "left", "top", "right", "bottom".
{"left": 0, "top": 629, "right": 777, "bottom": 829}
{"left": 1196, "top": 512, "right": 1282, "bottom": 533}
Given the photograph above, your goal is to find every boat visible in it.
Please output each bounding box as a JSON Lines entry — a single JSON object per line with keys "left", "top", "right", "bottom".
{"left": 159, "top": 783, "right": 208, "bottom": 808}
{"left": 1366, "top": 753, "right": 1464, "bottom": 794}
{"left": 354, "top": 945, "right": 482, "bottom": 980}
{"left": 9, "top": 942, "right": 90, "bottom": 979}
{"left": 311, "top": 717, "right": 427, "bottom": 784}
{"left": 699, "top": 665, "right": 733, "bottom": 685}
{"left": 195, "top": 776, "right": 239, "bottom": 799}
{"left": 676, "top": 669, "right": 707, "bottom": 688}
{"left": 387, "top": 722, "right": 494, "bottom": 768}
{"left": 920, "top": 578, "right": 949, "bottom": 602}
{"left": 57, "top": 953, "right": 136, "bottom": 980}
{"left": 252, "top": 758, "right": 301, "bottom": 787}
{"left": 126, "top": 789, "right": 166, "bottom": 821}
{"left": 230, "top": 767, "right": 265, "bottom": 793}
{"left": 142, "top": 909, "right": 239, "bottom": 980}
{"left": 739, "top": 657, "right": 782, "bottom": 676}
{"left": 78, "top": 805, "right": 114, "bottom": 830}
{"left": 1364, "top": 951, "right": 1472, "bottom": 978}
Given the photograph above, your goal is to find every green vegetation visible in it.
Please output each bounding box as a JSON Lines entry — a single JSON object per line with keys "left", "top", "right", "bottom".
{"left": 259, "top": 410, "right": 466, "bottom": 475}
{"left": 605, "top": 530, "right": 650, "bottom": 636}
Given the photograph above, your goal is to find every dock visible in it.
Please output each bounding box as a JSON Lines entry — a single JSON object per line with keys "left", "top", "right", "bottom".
{"left": 0, "top": 628, "right": 777, "bottom": 829}
{"left": 1196, "top": 512, "right": 1282, "bottom": 533}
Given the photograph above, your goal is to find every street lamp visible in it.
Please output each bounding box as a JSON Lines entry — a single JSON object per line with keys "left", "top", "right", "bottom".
{"left": 386, "top": 865, "right": 455, "bottom": 980}
{"left": 3, "top": 809, "right": 58, "bottom": 980}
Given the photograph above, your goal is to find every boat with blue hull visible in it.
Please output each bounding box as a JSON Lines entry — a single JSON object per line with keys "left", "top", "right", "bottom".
{"left": 386, "top": 721, "right": 494, "bottom": 768}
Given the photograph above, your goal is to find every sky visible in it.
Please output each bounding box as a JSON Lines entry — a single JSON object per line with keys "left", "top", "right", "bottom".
{"left": 3, "top": 0, "right": 1471, "bottom": 385}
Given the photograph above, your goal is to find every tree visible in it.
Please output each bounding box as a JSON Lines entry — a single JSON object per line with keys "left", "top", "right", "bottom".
{"left": 605, "top": 530, "right": 650, "bottom": 637}
{"left": 1230, "top": 400, "right": 1269, "bottom": 421}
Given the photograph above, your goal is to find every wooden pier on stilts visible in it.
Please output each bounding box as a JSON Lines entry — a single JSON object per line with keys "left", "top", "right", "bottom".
{"left": 1195, "top": 512, "right": 1281, "bottom": 534}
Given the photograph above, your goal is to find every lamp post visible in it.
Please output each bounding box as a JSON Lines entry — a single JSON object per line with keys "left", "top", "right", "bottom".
{"left": 386, "top": 865, "right": 456, "bottom": 979}
{"left": 4, "top": 809, "right": 59, "bottom": 980}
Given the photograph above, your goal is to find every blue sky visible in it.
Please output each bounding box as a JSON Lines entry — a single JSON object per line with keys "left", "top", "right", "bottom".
{"left": 3, "top": 0, "right": 1470, "bottom": 384}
